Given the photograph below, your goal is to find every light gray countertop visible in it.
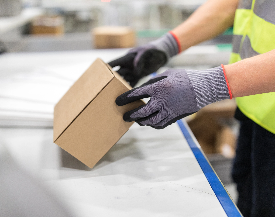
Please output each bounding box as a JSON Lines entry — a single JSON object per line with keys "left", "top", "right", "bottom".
{"left": 0, "top": 50, "right": 240, "bottom": 216}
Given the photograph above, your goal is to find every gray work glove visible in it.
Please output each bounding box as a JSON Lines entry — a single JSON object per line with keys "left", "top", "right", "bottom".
{"left": 116, "top": 66, "right": 231, "bottom": 129}
{"left": 108, "top": 32, "right": 179, "bottom": 87}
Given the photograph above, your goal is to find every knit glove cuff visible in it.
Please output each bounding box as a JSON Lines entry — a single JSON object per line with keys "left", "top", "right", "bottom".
{"left": 150, "top": 32, "right": 180, "bottom": 59}
{"left": 186, "top": 66, "right": 231, "bottom": 109}
{"left": 129, "top": 32, "right": 180, "bottom": 66}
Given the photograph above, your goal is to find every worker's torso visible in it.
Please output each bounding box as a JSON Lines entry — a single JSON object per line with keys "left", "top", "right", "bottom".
{"left": 230, "top": 0, "right": 275, "bottom": 134}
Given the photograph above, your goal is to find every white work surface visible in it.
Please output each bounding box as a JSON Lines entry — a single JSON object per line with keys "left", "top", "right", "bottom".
{"left": 0, "top": 50, "right": 240, "bottom": 217}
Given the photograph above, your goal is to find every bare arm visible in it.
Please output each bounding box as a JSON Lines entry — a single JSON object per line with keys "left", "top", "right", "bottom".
{"left": 172, "top": 0, "right": 239, "bottom": 52}
{"left": 224, "top": 50, "right": 275, "bottom": 98}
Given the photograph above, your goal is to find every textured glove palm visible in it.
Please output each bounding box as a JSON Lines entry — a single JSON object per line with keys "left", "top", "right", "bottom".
{"left": 116, "top": 66, "right": 230, "bottom": 129}
{"left": 108, "top": 33, "right": 179, "bottom": 87}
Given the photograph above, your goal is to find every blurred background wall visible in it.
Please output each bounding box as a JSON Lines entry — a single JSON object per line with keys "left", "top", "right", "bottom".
{"left": 1, "top": 0, "right": 214, "bottom": 52}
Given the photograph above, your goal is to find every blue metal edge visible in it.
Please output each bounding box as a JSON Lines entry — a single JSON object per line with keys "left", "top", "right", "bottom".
{"left": 176, "top": 119, "right": 242, "bottom": 217}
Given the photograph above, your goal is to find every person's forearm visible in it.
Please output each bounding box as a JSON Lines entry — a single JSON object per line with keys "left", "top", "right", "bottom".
{"left": 224, "top": 49, "right": 275, "bottom": 98}
{"left": 172, "top": 0, "right": 238, "bottom": 52}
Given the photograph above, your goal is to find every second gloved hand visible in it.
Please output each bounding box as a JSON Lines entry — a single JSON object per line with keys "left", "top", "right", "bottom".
{"left": 116, "top": 66, "right": 231, "bottom": 129}
{"left": 108, "top": 32, "right": 179, "bottom": 87}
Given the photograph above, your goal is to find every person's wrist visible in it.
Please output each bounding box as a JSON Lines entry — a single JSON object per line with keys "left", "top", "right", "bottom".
{"left": 168, "top": 31, "right": 181, "bottom": 54}
{"left": 221, "top": 64, "right": 233, "bottom": 99}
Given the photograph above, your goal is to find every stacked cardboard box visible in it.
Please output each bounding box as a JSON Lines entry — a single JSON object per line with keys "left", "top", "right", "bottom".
{"left": 31, "top": 16, "right": 64, "bottom": 36}
{"left": 187, "top": 100, "right": 237, "bottom": 157}
{"left": 93, "top": 26, "right": 136, "bottom": 48}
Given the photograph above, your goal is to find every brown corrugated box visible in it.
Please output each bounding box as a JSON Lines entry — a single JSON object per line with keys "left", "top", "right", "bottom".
{"left": 53, "top": 58, "right": 144, "bottom": 168}
{"left": 216, "top": 126, "right": 236, "bottom": 158}
{"left": 187, "top": 100, "right": 237, "bottom": 156}
{"left": 31, "top": 16, "right": 64, "bottom": 35}
{"left": 93, "top": 26, "right": 136, "bottom": 48}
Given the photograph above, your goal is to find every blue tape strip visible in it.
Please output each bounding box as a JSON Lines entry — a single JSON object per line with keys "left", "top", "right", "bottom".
{"left": 177, "top": 119, "right": 242, "bottom": 217}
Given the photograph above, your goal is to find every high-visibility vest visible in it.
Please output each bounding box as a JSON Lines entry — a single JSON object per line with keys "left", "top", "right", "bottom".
{"left": 229, "top": 0, "right": 275, "bottom": 134}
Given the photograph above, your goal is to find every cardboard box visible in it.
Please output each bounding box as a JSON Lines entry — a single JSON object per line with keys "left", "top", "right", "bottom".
{"left": 187, "top": 114, "right": 222, "bottom": 155}
{"left": 199, "top": 99, "right": 236, "bottom": 118}
{"left": 31, "top": 16, "right": 64, "bottom": 36}
{"left": 93, "top": 26, "right": 136, "bottom": 48}
{"left": 53, "top": 58, "right": 144, "bottom": 168}
{"left": 187, "top": 100, "right": 237, "bottom": 156}
{"left": 216, "top": 126, "right": 236, "bottom": 158}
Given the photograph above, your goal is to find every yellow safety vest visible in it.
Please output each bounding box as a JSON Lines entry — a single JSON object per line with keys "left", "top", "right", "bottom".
{"left": 229, "top": 0, "right": 275, "bottom": 134}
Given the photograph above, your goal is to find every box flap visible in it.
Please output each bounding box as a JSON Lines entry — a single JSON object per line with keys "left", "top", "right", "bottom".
{"left": 93, "top": 26, "right": 133, "bottom": 35}
{"left": 54, "top": 58, "right": 114, "bottom": 141}
{"left": 106, "top": 63, "right": 132, "bottom": 90}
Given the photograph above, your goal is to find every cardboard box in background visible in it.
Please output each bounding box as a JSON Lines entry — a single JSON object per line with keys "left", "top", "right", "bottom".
{"left": 187, "top": 113, "right": 222, "bottom": 155}
{"left": 216, "top": 126, "right": 236, "bottom": 158}
{"left": 93, "top": 26, "right": 136, "bottom": 48}
{"left": 187, "top": 100, "right": 237, "bottom": 156}
{"left": 31, "top": 16, "right": 64, "bottom": 36}
{"left": 53, "top": 58, "right": 144, "bottom": 168}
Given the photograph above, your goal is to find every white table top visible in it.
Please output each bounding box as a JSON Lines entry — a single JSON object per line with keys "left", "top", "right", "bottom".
{"left": 0, "top": 50, "right": 240, "bottom": 216}
{"left": 0, "top": 122, "right": 227, "bottom": 217}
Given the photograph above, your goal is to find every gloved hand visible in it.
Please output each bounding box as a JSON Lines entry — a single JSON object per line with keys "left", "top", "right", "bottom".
{"left": 116, "top": 65, "right": 232, "bottom": 129}
{"left": 108, "top": 32, "right": 180, "bottom": 87}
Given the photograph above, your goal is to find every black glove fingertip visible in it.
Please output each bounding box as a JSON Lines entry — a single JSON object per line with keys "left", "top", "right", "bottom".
{"left": 115, "top": 95, "right": 125, "bottom": 106}
{"left": 151, "top": 125, "right": 164, "bottom": 130}
{"left": 122, "top": 105, "right": 146, "bottom": 122}
{"left": 123, "top": 111, "right": 134, "bottom": 122}
{"left": 116, "top": 91, "right": 131, "bottom": 106}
